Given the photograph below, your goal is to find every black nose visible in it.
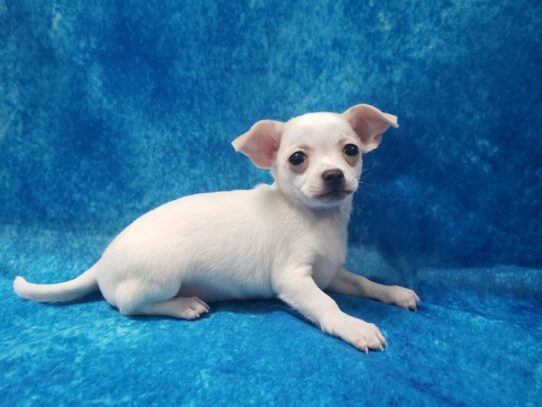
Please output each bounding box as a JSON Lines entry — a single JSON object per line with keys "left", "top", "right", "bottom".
{"left": 322, "top": 169, "right": 344, "bottom": 186}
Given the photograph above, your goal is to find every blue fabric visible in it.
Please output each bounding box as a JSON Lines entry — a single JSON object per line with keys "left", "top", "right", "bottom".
{"left": 1, "top": 1, "right": 541, "bottom": 405}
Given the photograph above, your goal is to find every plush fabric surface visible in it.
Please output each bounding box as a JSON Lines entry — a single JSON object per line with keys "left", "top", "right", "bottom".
{"left": 2, "top": 226, "right": 541, "bottom": 406}
{"left": 1, "top": 1, "right": 541, "bottom": 405}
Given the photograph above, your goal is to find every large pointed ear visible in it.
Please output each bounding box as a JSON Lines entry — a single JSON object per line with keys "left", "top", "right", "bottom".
{"left": 231, "top": 120, "right": 284, "bottom": 168}
{"left": 342, "top": 104, "right": 399, "bottom": 153}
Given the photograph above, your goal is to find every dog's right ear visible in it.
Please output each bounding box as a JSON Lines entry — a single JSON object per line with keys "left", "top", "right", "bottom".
{"left": 232, "top": 120, "right": 284, "bottom": 168}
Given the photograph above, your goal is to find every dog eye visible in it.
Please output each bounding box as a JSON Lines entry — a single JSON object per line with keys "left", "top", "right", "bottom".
{"left": 344, "top": 144, "right": 359, "bottom": 157}
{"left": 289, "top": 151, "right": 306, "bottom": 166}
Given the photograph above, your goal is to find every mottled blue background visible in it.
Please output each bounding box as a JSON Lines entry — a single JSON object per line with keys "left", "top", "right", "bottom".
{"left": 1, "top": 1, "right": 541, "bottom": 405}
{"left": 2, "top": 0, "right": 541, "bottom": 268}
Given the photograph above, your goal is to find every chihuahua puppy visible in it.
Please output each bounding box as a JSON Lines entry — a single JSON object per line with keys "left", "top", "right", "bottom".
{"left": 13, "top": 103, "right": 420, "bottom": 352}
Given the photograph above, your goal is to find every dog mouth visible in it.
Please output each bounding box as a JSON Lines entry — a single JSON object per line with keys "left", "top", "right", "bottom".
{"left": 316, "top": 189, "right": 353, "bottom": 201}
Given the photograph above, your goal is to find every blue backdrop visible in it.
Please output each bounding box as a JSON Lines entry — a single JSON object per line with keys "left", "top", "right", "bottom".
{"left": 1, "top": 1, "right": 541, "bottom": 405}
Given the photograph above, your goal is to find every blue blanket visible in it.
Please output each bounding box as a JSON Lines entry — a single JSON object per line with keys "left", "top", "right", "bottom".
{"left": 1, "top": 1, "right": 541, "bottom": 405}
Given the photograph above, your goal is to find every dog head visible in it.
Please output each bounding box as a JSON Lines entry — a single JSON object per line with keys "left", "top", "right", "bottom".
{"left": 232, "top": 104, "right": 398, "bottom": 210}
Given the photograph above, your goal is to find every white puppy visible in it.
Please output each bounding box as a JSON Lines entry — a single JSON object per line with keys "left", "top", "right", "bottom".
{"left": 13, "top": 103, "right": 420, "bottom": 352}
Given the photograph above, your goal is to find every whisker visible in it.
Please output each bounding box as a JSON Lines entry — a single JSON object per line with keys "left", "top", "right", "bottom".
{"left": 359, "top": 174, "right": 372, "bottom": 185}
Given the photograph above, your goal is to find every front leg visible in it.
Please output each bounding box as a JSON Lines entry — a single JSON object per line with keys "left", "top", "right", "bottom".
{"left": 328, "top": 268, "right": 421, "bottom": 311}
{"left": 273, "top": 266, "right": 387, "bottom": 352}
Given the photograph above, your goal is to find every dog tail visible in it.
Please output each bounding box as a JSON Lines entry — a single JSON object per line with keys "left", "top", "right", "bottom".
{"left": 13, "top": 263, "right": 98, "bottom": 303}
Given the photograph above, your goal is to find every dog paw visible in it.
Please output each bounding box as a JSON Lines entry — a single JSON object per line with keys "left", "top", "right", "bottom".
{"left": 326, "top": 313, "right": 387, "bottom": 353}
{"left": 175, "top": 296, "right": 210, "bottom": 319}
{"left": 383, "top": 286, "right": 421, "bottom": 311}
{"left": 352, "top": 321, "right": 387, "bottom": 353}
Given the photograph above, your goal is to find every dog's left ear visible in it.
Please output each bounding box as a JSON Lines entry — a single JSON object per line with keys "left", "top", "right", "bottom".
{"left": 342, "top": 104, "right": 399, "bottom": 153}
{"left": 232, "top": 120, "right": 284, "bottom": 168}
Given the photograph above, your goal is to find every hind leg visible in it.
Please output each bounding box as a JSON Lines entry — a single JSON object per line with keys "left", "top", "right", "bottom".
{"left": 113, "top": 279, "right": 209, "bottom": 319}
{"left": 134, "top": 296, "right": 210, "bottom": 319}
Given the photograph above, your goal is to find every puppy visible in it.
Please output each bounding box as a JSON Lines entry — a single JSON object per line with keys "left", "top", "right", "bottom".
{"left": 13, "top": 103, "right": 420, "bottom": 352}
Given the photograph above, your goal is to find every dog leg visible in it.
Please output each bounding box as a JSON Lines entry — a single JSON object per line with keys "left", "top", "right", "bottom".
{"left": 274, "top": 268, "right": 387, "bottom": 352}
{"left": 328, "top": 268, "right": 420, "bottom": 311}
{"left": 118, "top": 295, "right": 209, "bottom": 320}
{"left": 113, "top": 280, "right": 209, "bottom": 319}
{"left": 134, "top": 296, "right": 210, "bottom": 319}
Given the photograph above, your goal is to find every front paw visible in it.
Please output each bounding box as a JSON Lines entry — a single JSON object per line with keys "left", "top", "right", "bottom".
{"left": 323, "top": 313, "right": 387, "bottom": 353}
{"left": 383, "top": 286, "right": 421, "bottom": 311}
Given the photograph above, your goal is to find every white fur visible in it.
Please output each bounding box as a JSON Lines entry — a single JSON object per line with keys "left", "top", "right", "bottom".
{"left": 13, "top": 104, "right": 420, "bottom": 352}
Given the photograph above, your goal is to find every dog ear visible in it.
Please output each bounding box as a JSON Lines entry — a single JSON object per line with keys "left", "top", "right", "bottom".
{"left": 232, "top": 120, "right": 284, "bottom": 168}
{"left": 342, "top": 104, "right": 398, "bottom": 153}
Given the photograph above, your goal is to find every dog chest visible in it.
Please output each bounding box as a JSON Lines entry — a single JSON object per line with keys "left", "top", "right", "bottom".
{"left": 309, "top": 225, "right": 347, "bottom": 289}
